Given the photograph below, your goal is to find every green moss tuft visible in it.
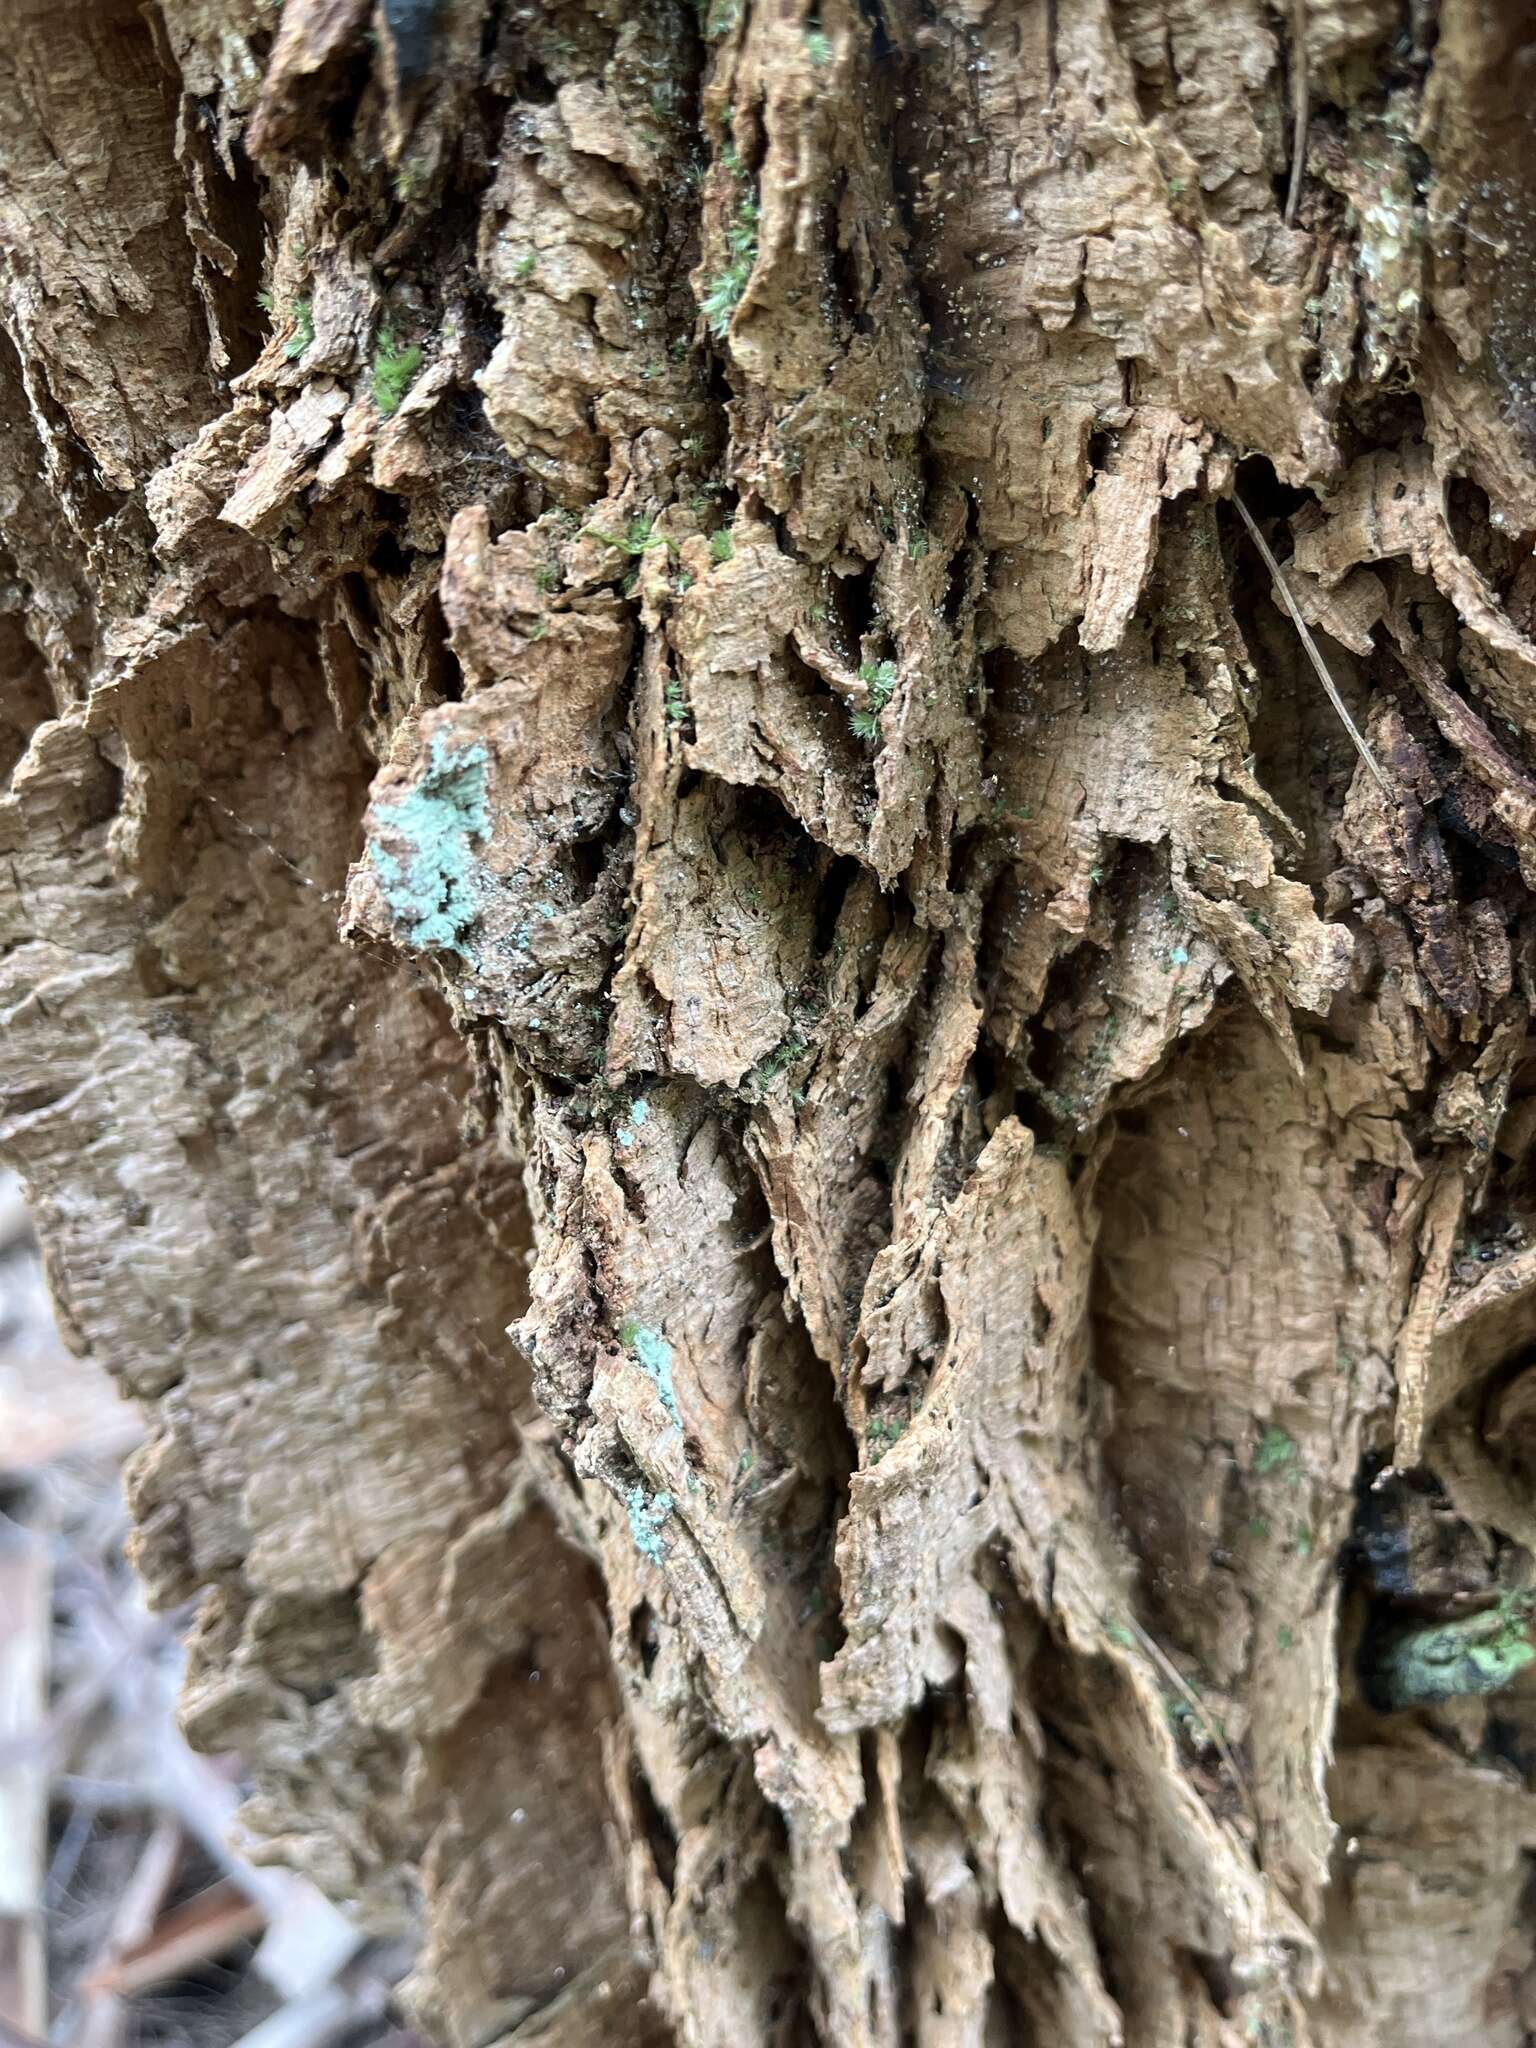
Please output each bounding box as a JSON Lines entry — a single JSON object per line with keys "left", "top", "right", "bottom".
{"left": 283, "top": 299, "right": 315, "bottom": 361}
{"left": 1253, "top": 1424, "right": 1296, "bottom": 1473}
{"left": 371, "top": 321, "right": 423, "bottom": 416}
{"left": 702, "top": 172, "right": 759, "bottom": 337}
{"left": 582, "top": 516, "right": 671, "bottom": 558}
{"left": 849, "top": 658, "right": 898, "bottom": 742}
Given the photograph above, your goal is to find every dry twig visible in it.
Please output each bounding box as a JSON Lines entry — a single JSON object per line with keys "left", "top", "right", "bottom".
{"left": 1232, "top": 490, "right": 1390, "bottom": 793}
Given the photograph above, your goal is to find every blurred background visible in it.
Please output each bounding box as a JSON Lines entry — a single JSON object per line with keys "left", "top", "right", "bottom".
{"left": 0, "top": 1173, "right": 420, "bottom": 2048}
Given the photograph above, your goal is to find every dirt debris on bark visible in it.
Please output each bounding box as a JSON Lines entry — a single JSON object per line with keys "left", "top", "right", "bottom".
{"left": 5, "top": 0, "right": 1536, "bottom": 2043}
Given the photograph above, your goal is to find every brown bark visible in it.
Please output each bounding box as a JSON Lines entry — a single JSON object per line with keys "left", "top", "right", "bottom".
{"left": 4, "top": 1, "right": 1536, "bottom": 2042}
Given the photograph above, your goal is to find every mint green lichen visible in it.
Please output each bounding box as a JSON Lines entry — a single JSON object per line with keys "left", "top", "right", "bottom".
{"left": 626, "top": 1485, "right": 674, "bottom": 1564}
{"left": 367, "top": 736, "right": 491, "bottom": 955}
{"left": 618, "top": 1319, "right": 680, "bottom": 1424}
{"left": 1371, "top": 1593, "right": 1536, "bottom": 1710}
{"left": 616, "top": 1099, "right": 650, "bottom": 1150}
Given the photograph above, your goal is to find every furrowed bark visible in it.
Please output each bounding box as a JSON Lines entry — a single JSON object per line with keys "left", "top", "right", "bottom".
{"left": 4, "top": 1, "right": 1536, "bottom": 2044}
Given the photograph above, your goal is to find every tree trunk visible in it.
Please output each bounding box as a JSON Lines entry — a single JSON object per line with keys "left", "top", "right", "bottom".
{"left": 5, "top": 0, "right": 1536, "bottom": 2041}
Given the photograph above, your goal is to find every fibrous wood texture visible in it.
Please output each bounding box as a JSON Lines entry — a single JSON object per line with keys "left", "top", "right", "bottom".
{"left": 4, "top": 1, "right": 1536, "bottom": 2043}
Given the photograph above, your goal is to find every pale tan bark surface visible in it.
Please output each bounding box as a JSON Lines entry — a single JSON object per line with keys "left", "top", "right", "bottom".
{"left": 4, "top": 1, "right": 1536, "bottom": 2043}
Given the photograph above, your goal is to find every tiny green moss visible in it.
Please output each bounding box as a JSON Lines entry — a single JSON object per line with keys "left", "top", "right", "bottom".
{"left": 865, "top": 1415, "right": 907, "bottom": 1463}
{"left": 372, "top": 320, "right": 423, "bottom": 416}
{"left": 1253, "top": 1425, "right": 1296, "bottom": 1474}
{"left": 804, "top": 26, "right": 832, "bottom": 64}
{"left": 709, "top": 528, "right": 734, "bottom": 563}
{"left": 850, "top": 658, "right": 898, "bottom": 741}
{"left": 513, "top": 250, "right": 537, "bottom": 282}
{"left": 748, "top": 1033, "right": 807, "bottom": 1092}
{"left": 583, "top": 516, "right": 670, "bottom": 558}
{"left": 857, "top": 658, "right": 898, "bottom": 705}
{"left": 702, "top": 174, "right": 759, "bottom": 336}
{"left": 284, "top": 298, "right": 314, "bottom": 361}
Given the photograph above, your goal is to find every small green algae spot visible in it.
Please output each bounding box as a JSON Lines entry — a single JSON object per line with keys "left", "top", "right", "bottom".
{"left": 372, "top": 320, "right": 423, "bottom": 416}
{"left": 618, "top": 1319, "right": 680, "bottom": 1424}
{"left": 1253, "top": 1425, "right": 1296, "bottom": 1474}
{"left": 367, "top": 735, "right": 491, "bottom": 955}
{"left": 1369, "top": 1593, "right": 1536, "bottom": 1710}
{"left": 626, "top": 1484, "right": 674, "bottom": 1564}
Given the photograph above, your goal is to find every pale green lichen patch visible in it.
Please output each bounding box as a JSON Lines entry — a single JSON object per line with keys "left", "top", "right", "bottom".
{"left": 1370, "top": 1593, "right": 1536, "bottom": 1710}
{"left": 615, "top": 1099, "right": 650, "bottom": 1150}
{"left": 367, "top": 736, "right": 491, "bottom": 955}
{"left": 618, "top": 1318, "right": 680, "bottom": 1424}
{"left": 626, "top": 1484, "right": 673, "bottom": 1564}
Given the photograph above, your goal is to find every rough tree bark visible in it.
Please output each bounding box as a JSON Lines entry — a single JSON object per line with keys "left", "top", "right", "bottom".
{"left": 4, "top": 0, "right": 1536, "bottom": 2041}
